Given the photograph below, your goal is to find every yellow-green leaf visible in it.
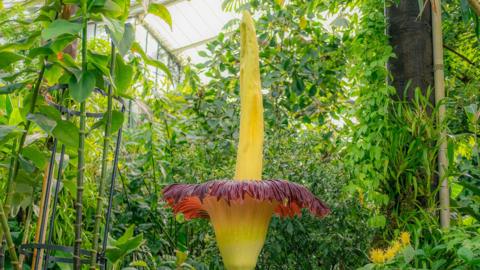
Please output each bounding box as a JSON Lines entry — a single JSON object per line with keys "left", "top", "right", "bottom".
{"left": 148, "top": 3, "right": 172, "bottom": 29}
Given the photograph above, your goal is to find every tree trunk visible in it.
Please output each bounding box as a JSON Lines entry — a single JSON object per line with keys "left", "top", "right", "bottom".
{"left": 386, "top": 0, "right": 434, "bottom": 102}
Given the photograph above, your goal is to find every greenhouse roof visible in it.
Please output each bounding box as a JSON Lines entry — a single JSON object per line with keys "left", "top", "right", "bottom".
{"left": 2, "top": 0, "right": 238, "bottom": 64}
{"left": 143, "top": 0, "right": 238, "bottom": 64}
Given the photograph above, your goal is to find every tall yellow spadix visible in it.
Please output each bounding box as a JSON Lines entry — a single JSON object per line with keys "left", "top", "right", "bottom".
{"left": 163, "top": 10, "right": 331, "bottom": 270}
{"left": 234, "top": 11, "right": 264, "bottom": 181}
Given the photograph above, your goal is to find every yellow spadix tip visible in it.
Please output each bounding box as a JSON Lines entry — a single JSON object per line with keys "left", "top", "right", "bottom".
{"left": 234, "top": 10, "right": 264, "bottom": 181}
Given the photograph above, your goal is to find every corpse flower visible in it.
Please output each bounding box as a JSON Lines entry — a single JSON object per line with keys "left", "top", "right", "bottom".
{"left": 163, "top": 11, "right": 330, "bottom": 270}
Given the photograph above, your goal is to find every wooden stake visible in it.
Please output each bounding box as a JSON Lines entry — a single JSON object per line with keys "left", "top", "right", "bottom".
{"left": 31, "top": 165, "right": 52, "bottom": 269}
{"left": 431, "top": 0, "right": 450, "bottom": 228}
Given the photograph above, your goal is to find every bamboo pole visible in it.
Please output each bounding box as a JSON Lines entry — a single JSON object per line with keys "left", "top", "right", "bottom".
{"left": 468, "top": 0, "right": 480, "bottom": 16}
{"left": 0, "top": 202, "right": 20, "bottom": 270}
{"left": 74, "top": 0, "right": 88, "bottom": 268}
{"left": 18, "top": 206, "right": 32, "bottom": 268}
{"left": 90, "top": 43, "right": 116, "bottom": 270}
{"left": 431, "top": 0, "right": 450, "bottom": 228}
{"left": 0, "top": 59, "right": 46, "bottom": 268}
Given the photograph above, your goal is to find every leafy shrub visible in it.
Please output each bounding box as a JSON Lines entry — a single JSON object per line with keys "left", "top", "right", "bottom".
{"left": 360, "top": 226, "right": 480, "bottom": 270}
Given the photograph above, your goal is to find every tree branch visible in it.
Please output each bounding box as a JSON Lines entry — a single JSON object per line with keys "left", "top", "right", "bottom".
{"left": 443, "top": 44, "right": 476, "bottom": 66}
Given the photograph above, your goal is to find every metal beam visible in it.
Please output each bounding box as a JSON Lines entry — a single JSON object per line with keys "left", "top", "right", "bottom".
{"left": 172, "top": 31, "right": 235, "bottom": 54}
{"left": 139, "top": 18, "right": 184, "bottom": 66}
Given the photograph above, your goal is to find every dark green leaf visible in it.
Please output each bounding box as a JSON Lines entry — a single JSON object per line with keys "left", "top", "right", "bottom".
{"left": 114, "top": 55, "right": 134, "bottom": 96}
{"left": 21, "top": 146, "right": 47, "bottom": 169}
{"left": 28, "top": 47, "right": 54, "bottom": 58}
{"left": 88, "top": 51, "right": 110, "bottom": 75}
{"left": 106, "top": 225, "right": 144, "bottom": 265}
{"left": 102, "top": 14, "right": 124, "bottom": 45}
{"left": 90, "top": 110, "right": 124, "bottom": 134}
{"left": 458, "top": 247, "right": 474, "bottom": 262}
{"left": 69, "top": 71, "right": 96, "bottom": 103}
{"left": 49, "top": 35, "right": 77, "bottom": 53}
{"left": 53, "top": 120, "right": 79, "bottom": 148}
{"left": 27, "top": 113, "right": 57, "bottom": 133}
{"left": 116, "top": 23, "right": 135, "bottom": 56}
{"left": 0, "top": 83, "right": 26, "bottom": 95}
{"left": 37, "top": 105, "right": 62, "bottom": 122}
{"left": 0, "top": 52, "right": 25, "bottom": 69}
{"left": 41, "top": 19, "right": 82, "bottom": 40}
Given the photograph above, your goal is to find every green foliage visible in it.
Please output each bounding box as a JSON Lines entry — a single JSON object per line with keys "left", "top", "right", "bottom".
{"left": 106, "top": 225, "right": 145, "bottom": 269}
{"left": 360, "top": 225, "right": 480, "bottom": 270}
{"left": 0, "top": 0, "right": 478, "bottom": 269}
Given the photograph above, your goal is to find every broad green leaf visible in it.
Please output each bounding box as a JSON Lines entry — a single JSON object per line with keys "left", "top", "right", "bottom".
{"left": 21, "top": 146, "right": 47, "bottom": 169}
{"left": 88, "top": 51, "right": 110, "bottom": 75}
{"left": 0, "top": 31, "right": 41, "bottom": 51}
{"left": 106, "top": 225, "right": 144, "bottom": 265}
{"left": 109, "top": 110, "right": 124, "bottom": 132}
{"left": 0, "top": 83, "right": 26, "bottom": 95}
{"left": 49, "top": 35, "right": 77, "bottom": 53}
{"left": 116, "top": 23, "right": 135, "bottom": 56}
{"left": 131, "top": 42, "right": 172, "bottom": 81}
{"left": 148, "top": 3, "right": 172, "bottom": 29}
{"left": 114, "top": 55, "right": 134, "bottom": 96}
{"left": 113, "top": 0, "right": 129, "bottom": 21}
{"left": 8, "top": 107, "right": 23, "bottom": 126}
{"left": 117, "top": 225, "right": 135, "bottom": 244}
{"left": 41, "top": 19, "right": 82, "bottom": 40}
{"left": 27, "top": 113, "right": 57, "bottom": 133}
{"left": 0, "top": 125, "right": 22, "bottom": 142}
{"left": 102, "top": 14, "right": 124, "bottom": 45}
{"left": 90, "top": 110, "right": 124, "bottom": 134}
{"left": 99, "top": 0, "right": 123, "bottom": 18}
{"left": 52, "top": 120, "right": 79, "bottom": 148}
{"left": 0, "top": 52, "right": 25, "bottom": 69}
{"left": 458, "top": 247, "right": 474, "bottom": 262}
{"left": 37, "top": 105, "right": 62, "bottom": 122}
{"left": 69, "top": 71, "right": 96, "bottom": 103}
{"left": 28, "top": 47, "right": 54, "bottom": 58}
{"left": 44, "top": 64, "right": 64, "bottom": 86}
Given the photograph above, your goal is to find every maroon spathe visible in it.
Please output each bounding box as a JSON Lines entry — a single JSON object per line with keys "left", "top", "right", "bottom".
{"left": 163, "top": 179, "right": 330, "bottom": 219}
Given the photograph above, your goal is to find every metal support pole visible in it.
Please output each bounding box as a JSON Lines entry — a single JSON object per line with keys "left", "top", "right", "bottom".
{"left": 100, "top": 106, "right": 125, "bottom": 270}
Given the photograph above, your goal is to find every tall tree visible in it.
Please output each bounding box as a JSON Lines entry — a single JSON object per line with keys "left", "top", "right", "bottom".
{"left": 386, "top": 0, "right": 434, "bottom": 103}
